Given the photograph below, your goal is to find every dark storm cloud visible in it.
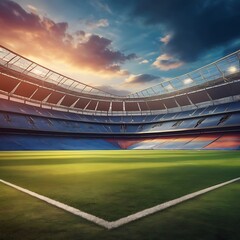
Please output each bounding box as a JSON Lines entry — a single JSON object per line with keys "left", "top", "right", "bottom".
{"left": 125, "top": 74, "right": 160, "bottom": 84}
{"left": 223, "top": 42, "right": 240, "bottom": 56}
{"left": 108, "top": 0, "right": 240, "bottom": 62}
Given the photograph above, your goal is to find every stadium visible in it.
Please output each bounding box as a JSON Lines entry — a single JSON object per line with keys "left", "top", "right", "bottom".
{"left": 0, "top": 44, "right": 240, "bottom": 239}
{"left": 0, "top": 45, "right": 240, "bottom": 151}
{"left": 0, "top": 0, "right": 240, "bottom": 239}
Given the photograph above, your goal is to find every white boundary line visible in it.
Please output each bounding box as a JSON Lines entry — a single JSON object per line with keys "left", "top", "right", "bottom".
{"left": 109, "top": 177, "right": 240, "bottom": 229}
{"left": 0, "top": 179, "right": 109, "bottom": 229}
{"left": 1, "top": 177, "right": 239, "bottom": 230}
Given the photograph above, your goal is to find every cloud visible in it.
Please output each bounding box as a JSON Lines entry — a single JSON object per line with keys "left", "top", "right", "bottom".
{"left": 223, "top": 40, "right": 240, "bottom": 56}
{"left": 160, "top": 34, "right": 171, "bottom": 44}
{"left": 90, "top": 0, "right": 112, "bottom": 14}
{"left": 86, "top": 19, "right": 109, "bottom": 29}
{"left": 72, "top": 34, "right": 136, "bottom": 73}
{"left": 81, "top": 18, "right": 109, "bottom": 29}
{"left": 110, "top": 0, "right": 240, "bottom": 62}
{"left": 152, "top": 54, "right": 183, "bottom": 71}
{"left": 96, "top": 85, "right": 131, "bottom": 96}
{"left": 125, "top": 74, "right": 160, "bottom": 85}
{"left": 139, "top": 59, "right": 149, "bottom": 64}
{"left": 27, "top": 4, "right": 38, "bottom": 13}
{"left": 0, "top": 0, "right": 135, "bottom": 75}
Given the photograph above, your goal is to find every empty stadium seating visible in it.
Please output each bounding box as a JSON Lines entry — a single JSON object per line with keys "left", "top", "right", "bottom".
{"left": 0, "top": 46, "right": 239, "bottom": 151}
{"left": 205, "top": 134, "right": 240, "bottom": 150}
{"left": 0, "top": 134, "right": 120, "bottom": 150}
{"left": 0, "top": 99, "right": 239, "bottom": 137}
{"left": 0, "top": 99, "right": 239, "bottom": 124}
{"left": 126, "top": 134, "right": 240, "bottom": 150}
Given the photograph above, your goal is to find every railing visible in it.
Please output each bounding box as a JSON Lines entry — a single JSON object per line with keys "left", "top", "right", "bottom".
{"left": 0, "top": 45, "right": 240, "bottom": 116}
{"left": 128, "top": 50, "right": 240, "bottom": 98}
{"left": 0, "top": 46, "right": 117, "bottom": 98}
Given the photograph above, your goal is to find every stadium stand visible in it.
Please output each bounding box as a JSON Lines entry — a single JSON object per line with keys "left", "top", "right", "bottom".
{"left": 0, "top": 45, "right": 239, "bottom": 150}
{"left": 0, "top": 134, "right": 120, "bottom": 150}
{"left": 205, "top": 134, "right": 240, "bottom": 150}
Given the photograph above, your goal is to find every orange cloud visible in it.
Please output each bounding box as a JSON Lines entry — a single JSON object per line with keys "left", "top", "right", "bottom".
{"left": 152, "top": 54, "right": 184, "bottom": 71}
{"left": 0, "top": 0, "right": 135, "bottom": 75}
{"left": 160, "top": 34, "right": 171, "bottom": 44}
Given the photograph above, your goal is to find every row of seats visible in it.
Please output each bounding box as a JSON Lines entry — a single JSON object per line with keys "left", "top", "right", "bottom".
{"left": 0, "top": 111, "right": 239, "bottom": 134}
{"left": 0, "top": 134, "right": 120, "bottom": 150}
{"left": 0, "top": 133, "right": 239, "bottom": 150}
{"left": 126, "top": 133, "right": 240, "bottom": 150}
{"left": 0, "top": 99, "right": 240, "bottom": 124}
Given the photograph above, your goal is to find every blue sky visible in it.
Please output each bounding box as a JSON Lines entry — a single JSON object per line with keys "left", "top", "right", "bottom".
{"left": 1, "top": 0, "right": 240, "bottom": 95}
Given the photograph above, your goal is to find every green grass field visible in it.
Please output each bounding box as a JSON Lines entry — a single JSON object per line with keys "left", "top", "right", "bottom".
{"left": 0, "top": 150, "right": 240, "bottom": 240}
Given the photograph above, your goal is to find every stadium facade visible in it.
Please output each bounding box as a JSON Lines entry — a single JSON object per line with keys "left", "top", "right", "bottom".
{"left": 0, "top": 45, "right": 239, "bottom": 150}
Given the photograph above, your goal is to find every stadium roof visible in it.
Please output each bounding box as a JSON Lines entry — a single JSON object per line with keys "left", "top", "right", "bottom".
{"left": 0, "top": 45, "right": 240, "bottom": 99}
{"left": 129, "top": 51, "right": 240, "bottom": 98}
{"left": 0, "top": 45, "right": 240, "bottom": 115}
{"left": 0, "top": 46, "right": 116, "bottom": 98}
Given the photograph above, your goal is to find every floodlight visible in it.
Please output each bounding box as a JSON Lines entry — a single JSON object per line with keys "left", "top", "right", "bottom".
{"left": 183, "top": 78, "right": 193, "bottom": 84}
{"left": 165, "top": 84, "right": 174, "bottom": 91}
{"left": 228, "top": 66, "right": 238, "bottom": 74}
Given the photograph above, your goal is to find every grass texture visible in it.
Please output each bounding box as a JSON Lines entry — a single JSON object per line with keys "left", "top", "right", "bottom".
{"left": 0, "top": 150, "right": 239, "bottom": 239}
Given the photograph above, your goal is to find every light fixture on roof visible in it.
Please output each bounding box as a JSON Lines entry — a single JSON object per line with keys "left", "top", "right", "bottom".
{"left": 165, "top": 84, "right": 174, "bottom": 91}
{"left": 228, "top": 66, "right": 238, "bottom": 74}
{"left": 32, "top": 68, "right": 43, "bottom": 75}
{"left": 183, "top": 78, "right": 193, "bottom": 85}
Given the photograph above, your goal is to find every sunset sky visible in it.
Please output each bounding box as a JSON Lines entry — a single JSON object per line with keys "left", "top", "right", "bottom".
{"left": 1, "top": 0, "right": 240, "bottom": 95}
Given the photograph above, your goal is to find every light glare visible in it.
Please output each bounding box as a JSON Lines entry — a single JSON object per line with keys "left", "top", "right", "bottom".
{"left": 165, "top": 84, "right": 174, "bottom": 91}
{"left": 228, "top": 66, "right": 238, "bottom": 74}
{"left": 183, "top": 78, "right": 193, "bottom": 84}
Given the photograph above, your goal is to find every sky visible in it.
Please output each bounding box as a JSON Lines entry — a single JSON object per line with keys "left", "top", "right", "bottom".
{"left": 0, "top": 0, "right": 240, "bottom": 96}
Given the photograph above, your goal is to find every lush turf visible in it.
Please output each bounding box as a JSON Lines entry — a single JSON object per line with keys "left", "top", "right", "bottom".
{"left": 0, "top": 150, "right": 240, "bottom": 240}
